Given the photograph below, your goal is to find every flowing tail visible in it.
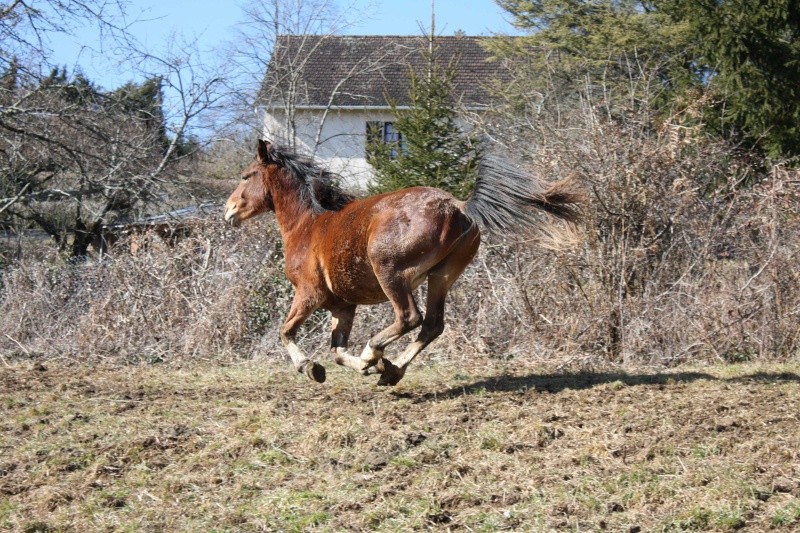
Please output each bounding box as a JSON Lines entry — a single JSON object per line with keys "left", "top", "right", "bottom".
{"left": 464, "top": 157, "right": 584, "bottom": 238}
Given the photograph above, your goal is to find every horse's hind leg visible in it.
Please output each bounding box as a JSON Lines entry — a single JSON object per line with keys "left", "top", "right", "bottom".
{"left": 378, "top": 236, "right": 479, "bottom": 386}
{"left": 281, "top": 292, "right": 326, "bottom": 383}
{"left": 335, "top": 277, "right": 422, "bottom": 373}
{"left": 375, "top": 272, "right": 449, "bottom": 386}
{"left": 364, "top": 278, "right": 423, "bottom": 361}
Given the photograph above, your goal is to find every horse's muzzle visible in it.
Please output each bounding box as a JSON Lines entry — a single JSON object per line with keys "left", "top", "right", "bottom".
{"left": 223, "top": 206, "right": 239, "bottom": 227}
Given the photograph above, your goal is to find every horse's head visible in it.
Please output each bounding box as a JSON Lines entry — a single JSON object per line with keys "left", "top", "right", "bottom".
{"left": 224, "top": 140, "right": 277, "bottom": 226}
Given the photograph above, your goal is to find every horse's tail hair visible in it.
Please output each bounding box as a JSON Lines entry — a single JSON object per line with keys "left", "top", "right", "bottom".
{"left": 464, "top": 157, "right": 584, "bottom": 240}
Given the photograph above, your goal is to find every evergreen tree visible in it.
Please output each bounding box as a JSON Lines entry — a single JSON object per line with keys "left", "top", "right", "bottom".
{"left": 112, "top": 77, "right": 169, "bottom": 153}
{"left": 0, "top": 57, "right": 19, "bottom": 95}
{"left": 491, "top": 1, "right": 694, "bottom": 117}
{"left": 496, "top": 0, "right": 800, "bottom": 158}
{"left": 37, "top": 66, "right": 100, "bottom": 104}
{"left": 658, "top": 0, "right": 800, "bottom": 158}
{"left": 367, "top": 47, "right": 481, "bottom": 199}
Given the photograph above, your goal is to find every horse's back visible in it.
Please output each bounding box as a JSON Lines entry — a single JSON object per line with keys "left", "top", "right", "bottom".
{"left": 363, "top": 186, "right": 472, "bottom": 249}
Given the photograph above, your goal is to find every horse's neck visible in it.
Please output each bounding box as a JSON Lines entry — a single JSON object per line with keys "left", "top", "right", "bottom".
{"left": 271, "top": 176, "right": 314, "bottom": 244}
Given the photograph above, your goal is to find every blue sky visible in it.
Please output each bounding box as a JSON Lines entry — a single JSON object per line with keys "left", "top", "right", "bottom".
{"left": 50, "top": 0, "right": 521, "bottom": 90}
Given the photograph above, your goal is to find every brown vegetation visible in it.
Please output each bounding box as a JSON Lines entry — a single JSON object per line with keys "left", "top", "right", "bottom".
{"left": 1, "top": 119, "right": 798, "bottom": 367}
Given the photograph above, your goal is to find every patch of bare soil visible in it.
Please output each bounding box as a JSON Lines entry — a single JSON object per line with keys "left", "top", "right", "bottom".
{"left": 1, "top": 359, "right": 798, "bottom": 531}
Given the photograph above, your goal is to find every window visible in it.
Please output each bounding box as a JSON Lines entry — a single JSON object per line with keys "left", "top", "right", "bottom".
{"left": 366, "top": 121, "right": 403, "bottom": 160}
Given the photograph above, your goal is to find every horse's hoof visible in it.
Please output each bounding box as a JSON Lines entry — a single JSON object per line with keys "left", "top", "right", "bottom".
{"left": 377, "top": 373, "right": 402, "bottom": 386}
{"left": 376, "top": 360, "right": 404, "bottom": 386}
{"left": 303, "top": 361, "right": 326, "bottom": 383}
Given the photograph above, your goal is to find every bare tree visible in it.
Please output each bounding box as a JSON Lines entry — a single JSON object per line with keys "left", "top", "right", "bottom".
{"left": 229, "top": 0, "right": 394, "bottom": 153}
{"left": 0, "top": 1, "right": 227, "bottom": 257}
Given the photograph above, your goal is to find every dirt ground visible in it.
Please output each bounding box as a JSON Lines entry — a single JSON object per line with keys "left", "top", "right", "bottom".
{"left": 1, "top": 358, "right": 799, "bottom": 532}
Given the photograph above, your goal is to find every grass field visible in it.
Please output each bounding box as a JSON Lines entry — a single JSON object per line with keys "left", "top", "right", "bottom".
{"left": 1, "top": 358, "right": 799, "bottom": 532}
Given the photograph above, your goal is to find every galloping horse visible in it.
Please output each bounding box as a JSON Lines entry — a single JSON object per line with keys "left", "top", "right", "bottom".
{"left": 224, "top": 140, "right": 582, "bottom": 385}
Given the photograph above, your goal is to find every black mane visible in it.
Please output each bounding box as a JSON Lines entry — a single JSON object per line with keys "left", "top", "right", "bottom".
{"left": 269, "top": 145, "right": 357, "bottom": 213}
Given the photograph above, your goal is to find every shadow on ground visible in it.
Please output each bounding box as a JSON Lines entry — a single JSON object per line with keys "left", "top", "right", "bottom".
{"left": 399, "top": 369, "right": 800, "bottom": 403}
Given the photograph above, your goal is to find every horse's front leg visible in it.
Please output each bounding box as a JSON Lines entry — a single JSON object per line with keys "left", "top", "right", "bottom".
{"left": 330, "top": 305, "right": 400, "bottom": 377}
{"left": 330, "top": 305, "right": 357, "bottom": 364}
{"left": 281, "top": 293, "right": 326, "bottom": 383}
{"left": 330, "top": 305, "right": 381, "bottom": 374}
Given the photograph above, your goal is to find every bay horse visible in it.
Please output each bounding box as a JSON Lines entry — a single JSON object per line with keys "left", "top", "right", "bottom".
{"left": 224, "top": 140, "right": 582, "bottom": 386}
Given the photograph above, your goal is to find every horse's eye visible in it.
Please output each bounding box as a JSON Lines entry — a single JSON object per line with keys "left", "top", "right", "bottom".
{"left": 241, "top": 175, "right": 249, "bottom": 181}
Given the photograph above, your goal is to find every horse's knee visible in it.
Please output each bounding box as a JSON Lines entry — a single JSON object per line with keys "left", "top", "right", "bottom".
{"left": 404, "top": 309, "right": 423, "bottom": 330}
{"left": 279, "top": 326, "right": 296, "bottom": 347}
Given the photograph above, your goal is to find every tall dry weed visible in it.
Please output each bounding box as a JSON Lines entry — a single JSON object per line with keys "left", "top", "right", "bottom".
{"left": 476, "top": 80, "right": 800, "bottom": 364}
{"left": 1, "top": 123, "right": 798, "bottom": 366}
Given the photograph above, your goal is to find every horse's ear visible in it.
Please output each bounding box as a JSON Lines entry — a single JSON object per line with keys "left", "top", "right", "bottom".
{"left": 256, "top": 140, "right": 274, "bottom": 164}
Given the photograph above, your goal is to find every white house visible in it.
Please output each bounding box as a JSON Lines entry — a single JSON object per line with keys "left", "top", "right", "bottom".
{"left": 257, "top": 35, "right": 509, "bottom": 190}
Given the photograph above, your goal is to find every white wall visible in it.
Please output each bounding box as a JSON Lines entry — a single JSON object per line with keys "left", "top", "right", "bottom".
{"left": 263, "top": 108, "right": 396, "bottom": 191}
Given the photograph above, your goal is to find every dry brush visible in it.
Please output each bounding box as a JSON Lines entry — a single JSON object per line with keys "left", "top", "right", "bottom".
{"left": 1, "top": 98, "right": 800, "bottom": 366}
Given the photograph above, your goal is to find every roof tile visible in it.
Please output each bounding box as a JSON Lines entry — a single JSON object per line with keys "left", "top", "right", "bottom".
{"left": 260, "top": 35, "right": 509, "bottom": 108}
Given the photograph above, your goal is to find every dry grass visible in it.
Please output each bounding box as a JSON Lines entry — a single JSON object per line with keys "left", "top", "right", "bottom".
{"left": 1, "top": 358, "right": 799, "bottom": 531}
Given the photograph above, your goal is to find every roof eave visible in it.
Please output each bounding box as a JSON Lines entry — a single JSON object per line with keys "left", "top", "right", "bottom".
{"left": 259, "top": 104, "right": 491, "bottom": 112}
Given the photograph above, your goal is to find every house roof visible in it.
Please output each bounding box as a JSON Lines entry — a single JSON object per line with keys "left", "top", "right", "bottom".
{"left": 259, "top": 35, "right": 508, "bottom": 109}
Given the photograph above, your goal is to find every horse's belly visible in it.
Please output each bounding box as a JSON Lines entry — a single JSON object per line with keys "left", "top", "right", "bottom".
{"left": 324, "top": 259, "right": 387, "bottom": 305}
{"left": 324, "top": 257, "right": 432, "bottom": 306}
